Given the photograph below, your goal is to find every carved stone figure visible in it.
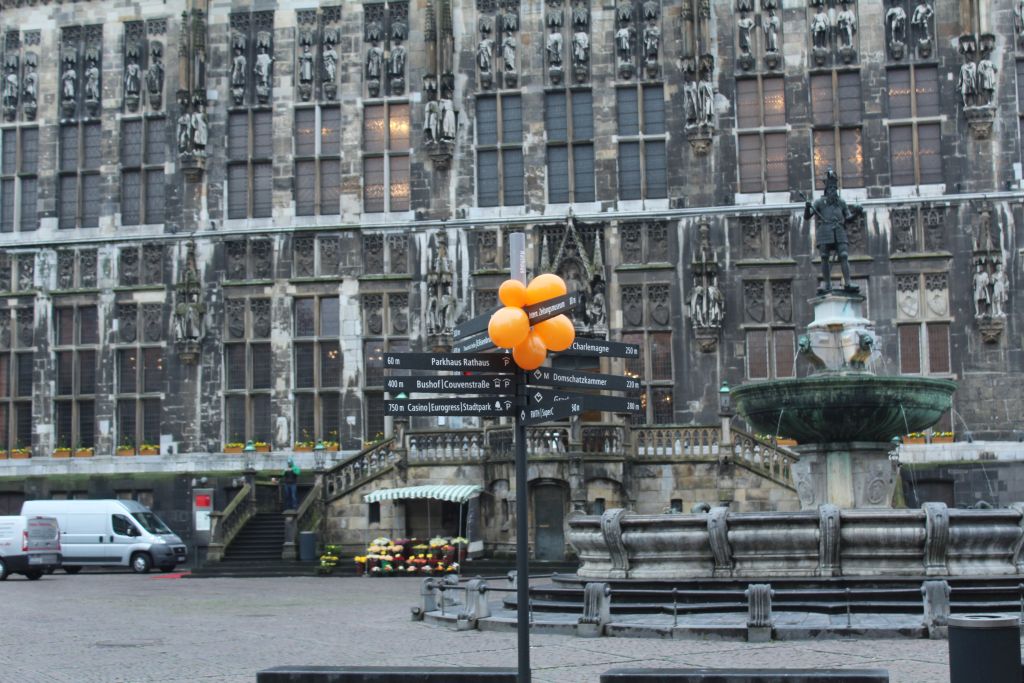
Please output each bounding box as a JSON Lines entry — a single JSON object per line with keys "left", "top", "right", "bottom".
{"left": 804, "top": 167, "right": 862, "bottom": 294}
{"left": 254, "top": 37, "right": 273, "bottom": 103}
{"left": 1016, "top": 0, "right": 1024, "bottom": 40}
{"left": 836, "top": 4, "right": 856, "bottom": 49}
{"left": 322, "top": 38, "right": 338, "bottom": 82}
{"left": 887, "top": 1, "right": 907, "bottom": 51}
{"left": 231, "top": 36, "right": 247, "bottom": 104}
{"left": 547, "top": 31, "right": 563, "bottom": 66}
{"left": 22, "top": 56, "right": 37, "bottom": 120}
{"left": 912, "top": 2, "right": 933, "bottom": 43}
{"left": 977, "top": 59, "right": 997, "bottom": 107}
{"left": 191, "top": 103, "right": 208, "bottom": 153}
{"left": 811, "top": 8, "right": 830, "bottom": 49}
{"left": 478, "top": 37, "right": 494, "bottom": 72}
{"left": 390, "top": 43, "right": 407, "bottom": 93}
{"left": 298, "top": 42, "right": 314, "bottom": 99}
{"left": 643, "top": 24, "right": 660, "bottom": 62}
{"left": 366, "top": 44, "right": 384, "bottom": 95}
{"left": 61, "top": 55, "right": 77, "bottom": 106}
{"left": 440, "top": 99, "right": 457, "bottom": 140}
{"left": 502, "top": 33, "right": 517, "bottom": 73}
{"left": 84, "top": 56, "right": 100, "bottom": 104}
{"left": 573, "top": 31, "right": 590, "bottom": 66}
{"left": 124, "top": 56, "right": 141, "bottom": 111}
{"left": 737, "top": 12, "right": 755, "bottom": 55}
{"left": 616, "top": 26, "right": 634, "bottom": 59}
{"left": 698, "top": 75, "right": 714, "bottom": 127}
{"left": 424, "top": 100, "right": 440, "bottom": 142}
{"left": 958, "top": 60, "right": 977, "bottom": 108}
{"left": 991, "top": 263, "right": 1008, "bottom": 318}
{"left": 973, "top": 264, "right": 990, "bottom": 318}
{"left": 2, "top": 59, "right": 17, "bottom": 120}
{"left": 146, "top": 43, "right": 164, "bottom": 110}
{"left": 762, "top": 9, "right": 780, "bottom": 53}
{"left": 177, "top": 108, "right": 192, "bottom": 153}
{"left": 684, "top": 79, "right": 699, "bottom": 126}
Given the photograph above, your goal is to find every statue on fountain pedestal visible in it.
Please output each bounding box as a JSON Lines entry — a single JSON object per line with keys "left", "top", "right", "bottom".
{"left": 803, "top": 167, "right": 862, "bottom": 295}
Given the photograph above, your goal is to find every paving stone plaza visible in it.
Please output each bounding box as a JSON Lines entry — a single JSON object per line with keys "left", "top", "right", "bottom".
{"left": 0, "top": 573, "right": 983, "bottom": 682}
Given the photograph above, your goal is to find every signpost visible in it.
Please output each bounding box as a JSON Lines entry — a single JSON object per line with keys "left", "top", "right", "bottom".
{"left": 381, "top": 234, "right": 643, "bottom": 683}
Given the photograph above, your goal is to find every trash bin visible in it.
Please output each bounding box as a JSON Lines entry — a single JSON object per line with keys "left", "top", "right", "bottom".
{"left": 948, "top": 614, "right": 1021, "bottom": 683}
{"left": 298, "top": 531, "right": 318, "bottom": 562}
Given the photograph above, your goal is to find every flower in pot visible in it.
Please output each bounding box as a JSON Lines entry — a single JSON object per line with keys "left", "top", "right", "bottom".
{"left": 10, "top": 446, "right": 31, "bottom": 459}
{"left": 224, "top": 442, "right": 245, "bottom": 454}
{"left": 53, "top": 443, "right": 72, "bottom": 458}
{"left": 139, "top": 443, "right": 159, "bottom": 455}
{"left": 116, "top": 441, "right": 136, "bottom": 456}
{"left": 254, "top": 441, "right": 271, "bottom": 452}
{"left": 74, "top": 445, "right": 95, "bottom": 457}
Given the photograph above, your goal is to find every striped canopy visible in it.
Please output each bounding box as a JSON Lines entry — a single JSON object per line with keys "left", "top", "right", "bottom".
{"left": 363, "top": 484, "right": 483, "bottom": 504}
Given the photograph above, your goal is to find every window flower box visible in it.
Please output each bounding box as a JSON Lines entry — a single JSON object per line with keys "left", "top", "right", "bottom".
{"left": 903, "top": 436, "right": 926, "bottom": 445}
{"left": 776, "top": 438, "right": 798, "bottom": 447}
{"left": 931, "top": 435, "right": 954, "bottom": 444}
{"left": 116, "top": 447, "right": 136, "bottom": 456}
{"left": 254, "top": 442, "right": 271, "bottom": 453}
{"left": 139, "top": 445, "right": 159, "bottom": 456}
{"left": 11, "top": 448, "right": 31, "bottom": 459}
{"left": 224, "top": 443, "right": 244, "bottom": 454}
{"left": 294, "top": 442, "right": 314, "bottom": 452}
{"left": 0, "top": 450, "right": 7, "bottom": 459}
{"left": 74, "top": 448, "right": 95, "bottom": 457}
{"left": 52, "top": 448, "right": 72, "bottom": 458}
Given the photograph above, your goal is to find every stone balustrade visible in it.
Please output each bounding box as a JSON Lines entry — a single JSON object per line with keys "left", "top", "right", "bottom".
{"left": 407, "top": 430, "right": 486, "bottom": 463}
{"left": 568, "top": 502, "right": 1024, "bottom": 580}
{"left": 324, "top": 439, "right": 400, "bottom": 501}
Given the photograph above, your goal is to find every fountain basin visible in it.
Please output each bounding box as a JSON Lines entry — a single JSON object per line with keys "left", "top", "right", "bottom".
{"left": 732, "top": 373, "right": 956, "bottom": 444}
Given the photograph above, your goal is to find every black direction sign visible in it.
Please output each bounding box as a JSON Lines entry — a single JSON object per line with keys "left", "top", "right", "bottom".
{"left": 452, "top": 332, "right": 497, "bottom": 355}
{"left": 522, "top": 293, "right": 582, "bottom": 325}
{"left": 452, "top": 308, "right": 500, "bottom": 341}
{"left": 527, "top": 367, "right": 641, "bottom": 393}
{"left": 529, "top": 388, "right": 643, "bottom": 414}
{"left": 385, "top": 352, "right": 515, "bottom": 372}
{"left": 384, "top": 375, "right": 515, "bottom": 395}
{"left": 384, "top": 397, "right": 515, "bottom": 417}
{"left": 563, "top": 338, "right": 641, "bottom": 358}
{"left": 520, "top": 395, "right": 583, "bottom": 426}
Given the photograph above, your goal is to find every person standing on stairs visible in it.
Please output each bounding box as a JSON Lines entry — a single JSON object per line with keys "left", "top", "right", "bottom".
{"left": 282, "top": 457, "right": 301, "bottom": 510}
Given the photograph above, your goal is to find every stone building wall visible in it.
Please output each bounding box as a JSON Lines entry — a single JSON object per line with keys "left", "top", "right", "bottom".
{"left": 0, "top": 0, "right": 1021, "bottom": 544}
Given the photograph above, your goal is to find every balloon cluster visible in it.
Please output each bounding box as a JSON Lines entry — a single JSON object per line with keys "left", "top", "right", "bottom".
{"left": 487, "top": 274, "right": 576, "bottom": 370}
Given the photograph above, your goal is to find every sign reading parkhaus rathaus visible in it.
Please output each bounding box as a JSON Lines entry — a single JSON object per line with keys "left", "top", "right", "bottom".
{"left": 0, "top": 0, "right": 1020, "bottom": 561}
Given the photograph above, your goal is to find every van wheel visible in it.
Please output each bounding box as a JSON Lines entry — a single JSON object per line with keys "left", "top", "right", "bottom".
{"left": 63, "top": 566, "right": 82, "bottom": 575}
{"left": 24, "top": 570, "right": 43, "bottom": 580}
{"left": 131, "top": 552, "right": 152, "bottom": 574}
{"left": 0, "top": 558, "right": 8, "bottom": 580}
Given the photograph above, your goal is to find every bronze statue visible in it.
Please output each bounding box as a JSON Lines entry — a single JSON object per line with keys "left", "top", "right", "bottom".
{"left": 803, "top": 168, "right": 862, "bottom": 295}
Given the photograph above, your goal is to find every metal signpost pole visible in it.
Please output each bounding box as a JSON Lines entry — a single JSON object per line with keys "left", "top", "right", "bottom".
{"left": 509, "top": 232, "right": 530, "bottom": 683}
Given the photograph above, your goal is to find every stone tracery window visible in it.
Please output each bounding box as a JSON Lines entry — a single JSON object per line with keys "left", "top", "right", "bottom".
{"left": 0, "top": 306, "right": 33, "bottom": 452}
{"left": 620, "top": 283, "right": 673, "bottom": 424}
{"left": 617, "top": 84, "right": 666, "bottom": 200}
{"left": 293, "top": 296, "right": 341, "bottom": 445}
{"left": 477, "top": 94, "right": 524, "bottom": 207}
{"left": 735, "top": 76, "right": 787, "bottom": 194}
{"left": 223, "top": 298, "right": 273, "bottom": 444}
{"left": 361, "top": 292, "right": 410, "bottom": 441}
{"left": 116, "top": 304, "right": 163, "bottom": 450}
{"left": 53, "top": 304, "right": 98, "bottom": 449}
{"left": 58, "top": 121, "right": 102, "bottom": 229}
{"left": 810, "top": 70, "right": 863, "bottom": 188}
{"left": 295, "top": 106, "right": 341, "bottom": 216}
{"left": 120, "top": 117, "right": 167, "bottom": 226}
{"left": 363, "top": 102, "right": 411, "bottom": 213}
{"left": 546, "top": 90, "right": 595, "bottom": 204}
{"left": 886, "top": 65, "right": 941, "bottom": 186}
{"left": 0, "top": 126, "right": 38, "bottom": 232}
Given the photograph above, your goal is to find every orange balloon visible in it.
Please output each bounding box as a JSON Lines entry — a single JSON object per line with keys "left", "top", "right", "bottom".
{"left": 498, "top": 280, "right": 528, "bottom": 308}
{"left": 534, "top": 314, "right": 575, "bottom": 352}
{"left": 488, "top": 306, "right": 530, "bottom": 349}
{"left": 525, "top": 273, "right": 568, "bottom": 306}
{"left": 512, "top": 331, "right": 547, "bottom": 370}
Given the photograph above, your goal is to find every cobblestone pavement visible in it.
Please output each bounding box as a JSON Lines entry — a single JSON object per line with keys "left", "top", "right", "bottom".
{"left": 0, "top": 572, "right": 985, "bottom": 682}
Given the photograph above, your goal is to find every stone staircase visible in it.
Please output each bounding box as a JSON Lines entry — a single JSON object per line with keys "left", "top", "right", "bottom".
{"left": 192, "top": 513, "right": 314, "bottom": 578}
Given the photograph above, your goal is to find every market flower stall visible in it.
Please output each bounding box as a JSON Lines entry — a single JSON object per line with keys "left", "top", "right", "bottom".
{"left": 355, "top": 536, "right": 468, "bottom": 576}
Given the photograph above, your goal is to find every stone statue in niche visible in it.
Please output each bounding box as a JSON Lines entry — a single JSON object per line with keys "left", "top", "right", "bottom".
{"left": 322, "top": 30, "right": 338, "bottom": 100}
{"left": 478, "top": 35, "right": 494, "bottom": 84}
{"left": 737, "top": 12, "right": 754, "bottom": 56}
{"left": 440, "top": 99, "right": 457, "bottom": 141}
{"left": 83, "top": 51, "right": 100, "bottom": 114}
{"left": 174, "top": 242, "right": 206, "bottom": 363}
{"left": 191, "top": 99, "right": 208, "bottom": 155}
{"left": 973, "top": 263, "right": 991, "bottom": 318}
{"left": 502, "top": 32, "right": 518, "bottom": 86}
{"left": 254, "top": 32, "right": 273, "bottom": 103}
{"left": 367, "top": 41, "right": 384, "bottom": 96}
{"left": 147, "top": 42, "right": 164, "bottom": 110}
{"left": 836, "top": 2, "right": 856, "bottom": 62}
{"left": 958, "top": 59, "right": 977, "bottom": 108}
{"left": 811, "top": 7, "right": 830, "bottom": 46}
{"left": 297, "top": 32, "right": 314, "bottom": 102}
{"left": 231, "top": 34, "right": 247, "bottom": 105}
{"left": 427, "top": 232, "right": 454, "bottom": 336}
{"left": 177, "top": 102, "right": 192, "bottom": 153}
{"left": 22, "top": 54, "right": 37, "bottom": 120}
{"left": 684, "top": 78, "right": 699, "bottom": 127}
{"left": 911, "top": 1, "right": 933, "bottom": 57}
{"left": 60, "top": 53, "right": 78, "bottom": 117}
{"left": 547, "top": 31, "right": 563, "bottom": 66}
{"left": 1017, "top": 0, "right": 1024, "bottom": 42}
{"left": 423, "top": 100, "right": 440, "bottom": 142}
{"left": 886, "top": 0, "right": 907, "bottom": 59}
{"left": 2, "top": 56, "right": 17, "bottom": 122}
{"left": 572, "top": 30, "right": 590, "bottom": 79}
{"left": 977, "top": 58, "right": 996, "bottom": 107}
{"left": 991, "top": 263, "right": 1008, "bottom": 318}
{"left": 762, "top": 9, "right": 781, "bottom": 69}
{"left": 588, "top": 277, "right": 607, "bottom": 330}
{"left": 698, "top": 69, "right": 714, "bottom": 127}
{"left": 124, "top": 46, "right": 142, "bottom": 112}
{"left": 616, "top": 25, "right": 635, "bottom": 77}
{"left": 690, "top": 223, "right": 724, "bottom": 351}
{"left": 390, "top": 41, "right": 407, "bottom": 95}
{"left": 643, "top": 22, "right": 660, "bottom": 77}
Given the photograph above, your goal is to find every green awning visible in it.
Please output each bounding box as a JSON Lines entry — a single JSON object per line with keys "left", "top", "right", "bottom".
{"left": 363, "top": 484, "right": 483, "bottom": 504}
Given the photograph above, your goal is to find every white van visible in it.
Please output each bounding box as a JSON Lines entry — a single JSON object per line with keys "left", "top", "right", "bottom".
{"left": 0, "top": 516, "right": 62, "bottom": 580}
{"left": 20, "top": 500, "right": 187, "bottom": 574}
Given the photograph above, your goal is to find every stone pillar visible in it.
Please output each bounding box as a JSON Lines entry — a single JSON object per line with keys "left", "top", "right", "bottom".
{"left": 791, "top": 442, "right": 897, "bottom": 509}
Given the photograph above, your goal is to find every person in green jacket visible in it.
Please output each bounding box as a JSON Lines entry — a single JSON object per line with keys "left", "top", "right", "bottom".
{"left": 282, "top": 457, "right": 301, "bottom": 510}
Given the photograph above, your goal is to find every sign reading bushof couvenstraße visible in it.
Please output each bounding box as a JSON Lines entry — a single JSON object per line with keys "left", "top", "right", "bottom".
{"left": 384, "top": 375, "right": 514, "bottom": 394}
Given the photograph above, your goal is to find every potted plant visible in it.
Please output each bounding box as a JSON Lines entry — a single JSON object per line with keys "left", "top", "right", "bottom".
{"left": 74, "top": 445, "right": 95, "bottom": 457}
{"left": 138, "top": 443, "right": 159, "bottom": 456}
{"left": 52, "top": 444, "right": 72, "bottom": 458}
{"left": 254, "top": 441, "right": 271, "bottom": 453}
{"left": 11, "top": 446, "right": 31, "bottom": 459}
{"left": 323, "top": 440, "right": 340, "bottom": 452}
{"left": 116, "top": 441, "right": 136, "bottom": 456}
{"left": 903, "top": 432, "right": 926, "bottom": 445}
{"left": 0, "top": 449, "right": 7, "bottom": 459}
{"left": 294, "top": 440, "right": 315, "bottom": 452}
{"left": 776, "top": 437, "right": 798, "bottom": 447}
{"left": 318, "top": 545, "right": 340, "bottom": 576}
{"left": 224, "top": 442, "right": 244, "bottom": 454}
{"left": 931, "top": 431, "right": 955, "bottom": 444}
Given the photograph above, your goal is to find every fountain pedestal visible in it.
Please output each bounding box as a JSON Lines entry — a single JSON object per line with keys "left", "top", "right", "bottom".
{"left": 791, "top": 441, "right": 897, "bottom": 509}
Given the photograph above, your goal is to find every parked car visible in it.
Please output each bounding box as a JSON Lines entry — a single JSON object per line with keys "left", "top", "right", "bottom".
{"left": 20, "top": 499, "right": 187, "bottom": 574}
{"left": 0, "top": 515, "right": 62, "bottom": 580}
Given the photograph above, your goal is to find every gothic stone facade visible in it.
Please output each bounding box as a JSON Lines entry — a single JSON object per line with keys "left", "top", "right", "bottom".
{"left": 0, "top": 0, "right": 1021, "bottom": 547}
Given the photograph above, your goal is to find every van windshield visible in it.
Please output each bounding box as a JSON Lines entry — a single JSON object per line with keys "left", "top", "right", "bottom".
{"left": 131, "top": 512, "right": 172, "bottom": 535}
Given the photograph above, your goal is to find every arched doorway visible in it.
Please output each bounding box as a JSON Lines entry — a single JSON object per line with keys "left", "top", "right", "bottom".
{"left": 532, "top": 481, "right": 567, "bottom": 561}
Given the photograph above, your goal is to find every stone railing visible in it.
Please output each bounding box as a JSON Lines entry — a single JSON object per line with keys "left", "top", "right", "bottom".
{"left": 207, "top": 483, "right": 255, "bottom": 562}
{"left": 730, "top": 429, "right": 797, "bottom": 488}
{"left": 407, "top": 430, "right": 486, "bottom": 463}
{"left": 568, "top": 503, "right": 1024, "bottom": 580}
{"left": 482, "top": 426, "right": 572, "bottom": 459}
{"left": 632, "top": 425, "right": 721, "bottom": 459}
{"left": 283, "top": 479, "right": 323, "bottom": 560}
{"left": 324, "top": 438, "right": 401, "bottom": 502}
{"left": 581, "top": 425, "right": 628, "bottom": 457}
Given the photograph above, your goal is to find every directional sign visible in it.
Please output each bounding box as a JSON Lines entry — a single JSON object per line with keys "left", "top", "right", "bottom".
{"left": 526, "top": 367, "right": 641, "bottom": 393}
{"left": 452, "top": 308, "right": 500, "bottom": 341}
{"left": 522, "top": 292, "right": 582, "bottom": 325}
{"left": 384, "top": 397, "right": 516, "bottom": 417}
{"left": 520, "top": 395, "right": 583, "bottom": 426}
{"left": 452, "top": 331, "right": 497, "bottom": 355}
{"left": 529, "top": 388, "right": 643, "bottom": 414}
{"left": 562, "top": 338, "right": 641, "bottom": 358}
{"left": 384, "top": 375, "right": 515, "bottom": 394}
{"left": 384, "top": 352, "right": 515, "bottom": 372}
